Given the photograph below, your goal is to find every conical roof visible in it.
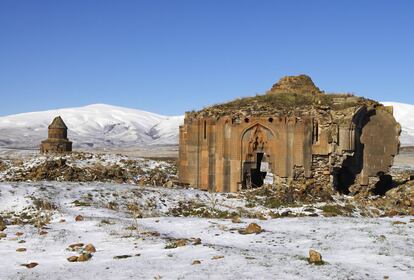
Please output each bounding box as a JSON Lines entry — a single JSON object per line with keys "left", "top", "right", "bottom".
{"left": 48, "top": 116, "right": 68, "bottom": 129}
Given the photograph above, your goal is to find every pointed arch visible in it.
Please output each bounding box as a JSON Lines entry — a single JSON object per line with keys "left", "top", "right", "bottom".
{"left": 240, "top": 122, "right": 278, "bottom": 189}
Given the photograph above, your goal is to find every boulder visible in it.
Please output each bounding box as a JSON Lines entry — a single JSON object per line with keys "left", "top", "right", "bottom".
{"left": 84, "top": 244, "right": 96, "bottom": 253}
{"left": 165, "top": 239, "right": 187, "bottom": 249}
{"left": 75, "top": 215, "right": 84, "bottom": 222}
{"left": 309, "top": 249, "right": 323, "bottom": 264}
{"left": 22, "top": 262, "right": 38, "bottom": 269}
{"left": 231, "top": 215, "right": 242, "bottom": 223}
{"left": 77, "top": 253, "right": 92, "bottom": 262}
{"left": 67, "top": 256, "right": 78, "bottom": 262}
{"left": 192, "top": 238, "right": 202, "bottom": 245}
{"left": 174, "top": 239, "right": 187, "bottom": 247}
{"left": 192, "top": 260, "right": 201, "bottom": 265}
{"left": 68, "top": 243, "right": 84, "bottom": 251}
{"left": 164, "top": 180, "right": 174, "bottom": 188}
{"left": 239, "top": 223, "right": 262, "bottom": 234}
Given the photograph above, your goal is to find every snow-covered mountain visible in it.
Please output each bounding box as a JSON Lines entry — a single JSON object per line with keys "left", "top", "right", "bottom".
{"left": 0, "top": 104, "right": 184, "bottom": 149}
{"left": 382, "top": 102, "right": 414, "bottom": 147}
{"left": 0, "top": 102, "right": 412, "bottom": 150}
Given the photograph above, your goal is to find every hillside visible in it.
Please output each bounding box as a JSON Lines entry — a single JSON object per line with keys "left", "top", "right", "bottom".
{"left": 0, "top": 104, "right": 184, "bottom": 150}
{"left": 0, "top": 102, "right": 412, "bottom": 151}
{"left": 382, "top": 102, "right": 414, "bottom": 147}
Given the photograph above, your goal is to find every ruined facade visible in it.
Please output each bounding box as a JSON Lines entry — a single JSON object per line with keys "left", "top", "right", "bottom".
{"left": 179, "top": 75, "right": 401, "bottom": 193}
{"left": 40, "top": 116, "right": 72, "bottom": 154}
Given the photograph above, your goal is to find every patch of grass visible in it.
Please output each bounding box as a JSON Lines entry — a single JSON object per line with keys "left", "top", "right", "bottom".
{"left": 125, "top": 225, "right": 137, "bottom": 231}
{"left": 32, "top": 198, "right": 56, "bottom": 210}
{"left": 269, "top": 210, "right": 297, "bottom": 218}
{"left": 264, "top": 197, "right": 283, "bottom": 209}
{"left": 216, "top": 92, "right": 326, "bottom": 111}
{"left": 168, "top": 200, "right": 233, "bottom": 219}
{"left": 243, "top": 186, "right": 297, "bottom": 210}
{"left": 72, "top": 200, "right": 91, "bottom": 207}
{"left": 164, "top": 243, "right": 178, "bottom": 249}
{"left": 245, "top": 202, "right": 256, "bottom": 208}
{"left": 307, "top": 259, "right": 327, "bottom": 266}
{"left": 321, "top": 205, "right": 342, "bottom": 216}
{"left": 320, "top": 203, "right": 356, "bottom": 217}
{"left": 107, "top": 201, "right": 118, "bottom": 210}
{"left": 296, "top": 255, "right": 328, "bottom": 266}
{"left": 113, "top": 255, "right": 132, "bottom": 260}
{"left": 127, "top": 203, "right": 140, "bottom": 212}
{"left": 100, "top": 219, "right": 115, "bottom": 225}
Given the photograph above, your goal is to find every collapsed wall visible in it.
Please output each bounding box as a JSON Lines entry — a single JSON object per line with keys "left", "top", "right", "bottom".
{"left": 179, "top": 75, "right": 401, "bottom": 193}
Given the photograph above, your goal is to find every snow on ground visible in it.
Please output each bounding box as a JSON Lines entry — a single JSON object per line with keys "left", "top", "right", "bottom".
{"left": 0, "top": 104, "right": 184, "bottom": 149}
{"left": 0, "top": 182, "right": 413, "bottom": 280}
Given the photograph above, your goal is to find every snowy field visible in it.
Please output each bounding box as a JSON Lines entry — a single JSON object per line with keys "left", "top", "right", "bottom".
{"left": 0, "top": 99, "right": 413, "bottom": 280}
{"left": 0, "top": 182, "right": 413, "bottom": 280}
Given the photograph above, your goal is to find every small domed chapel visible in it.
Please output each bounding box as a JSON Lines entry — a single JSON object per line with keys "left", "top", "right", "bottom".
{"left": 40, "top": 116, "right": 73, "bottom": 154}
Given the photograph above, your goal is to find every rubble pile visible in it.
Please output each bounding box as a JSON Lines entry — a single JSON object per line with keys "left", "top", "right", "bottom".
{"left": 0, "top": 151, "right": 412, "bottom": 217}
{"left": 235, "top": 164, "right": 414, "bottom": 217}
{"left": 0, "top": 153, "right": 178, "bottom": 187}
{"left": 243, "top": 180, "right": 334, "bottom": 209}
{"left": 354, "top": 180, "right": 414, "bottom": 216}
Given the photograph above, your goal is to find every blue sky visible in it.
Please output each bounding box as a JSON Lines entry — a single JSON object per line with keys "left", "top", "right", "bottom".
{"left": 0, "top": 0, "right": 413, "bottom": 116}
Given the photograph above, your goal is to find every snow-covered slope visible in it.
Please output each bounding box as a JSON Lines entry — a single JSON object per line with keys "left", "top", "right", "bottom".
{"left": 382, "top": 102, "right": 414, "bottom": 147}
{"left": 0, "top": 102, "right": 411, "bottom": 150}
{"left": 0, "top": 104, "right": 184, "bottom": 149}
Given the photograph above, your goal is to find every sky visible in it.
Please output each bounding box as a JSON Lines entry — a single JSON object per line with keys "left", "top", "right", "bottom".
{"left": 0, "top": 0, "right": 413, "bottom": 116}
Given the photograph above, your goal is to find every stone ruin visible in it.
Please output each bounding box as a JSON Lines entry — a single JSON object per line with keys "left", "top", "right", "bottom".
{"left": 178, "top": 75, "right": 401, "bottom": 193}
{"left": 40, "top": 116, "right": 72, "bottom": 154}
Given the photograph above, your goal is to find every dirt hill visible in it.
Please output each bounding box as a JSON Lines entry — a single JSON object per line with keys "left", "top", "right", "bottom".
{"left": 268, "top": 74, "right": 322, "bottom": 95}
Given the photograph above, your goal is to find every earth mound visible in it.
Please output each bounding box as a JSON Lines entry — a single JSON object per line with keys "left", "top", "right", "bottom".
{"left": 268, "top": 74, "right": 322, "bottom": 95}
{"left": 189, "top": 74, "right": 377, "bottom": 119}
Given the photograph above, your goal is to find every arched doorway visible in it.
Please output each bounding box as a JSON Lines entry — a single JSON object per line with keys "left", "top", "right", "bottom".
{"left": 241, "top": 124, "right": 275, "bottom": 189}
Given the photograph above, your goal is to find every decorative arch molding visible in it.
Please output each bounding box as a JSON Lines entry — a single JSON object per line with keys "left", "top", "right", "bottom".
{"left": 239, "top": 122, "right": 279, "bottom": 189}
{"left": 240, "top": 122, "right": 278, "bottom": 142}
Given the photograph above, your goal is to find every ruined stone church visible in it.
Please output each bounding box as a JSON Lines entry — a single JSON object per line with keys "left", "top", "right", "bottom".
{"left": 178, "top": 75, "right": 401, "bottom": 193}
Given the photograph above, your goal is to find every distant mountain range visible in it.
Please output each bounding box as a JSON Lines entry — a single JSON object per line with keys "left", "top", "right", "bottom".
{"left": 0, "top": 104, "right": 183, "bottom": 149}
{"left": 0, "top": 102, "right": 412, "bottom": 150}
